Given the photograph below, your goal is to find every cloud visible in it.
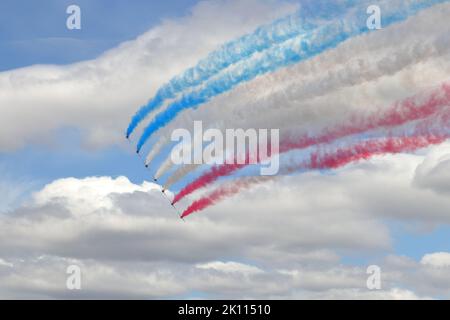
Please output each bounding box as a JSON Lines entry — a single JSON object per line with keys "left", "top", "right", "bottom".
{"left": 32, "top": 176, "right": 161, "bottom": 215}
{"left": 421, "top": 252, "right": 450, "bottom": 267}
{"left": 0, "top": 254, "right": 445, "bottom": 299}
{"left": 303, "top": 145, "right": 450, "bottom": 224}
{"left": 306, "top": 288, "right": 429, "bottom": 300}
{"left": 0, "top": 258, "right": 13, "bottom": 268}
{"left": 0, "top": 145, "right": 449, "bottom": 298}
{"left": 0, "top": 175, "right": 390, "bottom": 264}
{"left": 196, "top": 261, "right": 264, "bottom": 275}
{"left": 414, "top": 143, "right": 450, "bottom": 194}
{"left": 0, "top": 0, "right": 297, "bottom": 151}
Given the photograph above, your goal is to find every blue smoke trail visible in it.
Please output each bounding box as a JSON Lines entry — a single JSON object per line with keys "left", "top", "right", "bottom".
{"left": 126, "top": 0, "right": 359, "bottom": 138}
{"left": 136, "top": 0, "right": 448, "bottom": 152}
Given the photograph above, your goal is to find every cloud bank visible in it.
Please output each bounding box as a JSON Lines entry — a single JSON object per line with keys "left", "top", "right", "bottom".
{"left": 1, "top": 143, "right": 450, "bottom": 298}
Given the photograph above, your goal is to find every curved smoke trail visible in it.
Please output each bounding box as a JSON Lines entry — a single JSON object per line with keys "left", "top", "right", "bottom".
{"left": 145, "top": 137, "right": 174, "bottom": 168}
{"left": 155, "top": 152, "right": 176, "bottom": 180}
{"left": 172, "top": 82, "right": 450, "bottom": 204}
{"left": 164, "top": 164, "right": 199, "bottom": 190}
{"left": 161, "top": 141, "right": 220, "bottom": 185}
{"left": 137, "top": 0, "right": 446, "bottom": 153}
{"left": 155, "top": 37, "right": 450, "bottom": 179}
{"left": 181, "top": 176, "right": 273, "bottom": 219}
{"left": 181, "top": 132, "right": 449, "bottom": 218}
{"left": 126, "top": 0, "right": 360, "bottom": 138}
{"left": 239, "top": 43, "right": 450, "bottom": 131}
{"left": 150, "top": 5, "right": 450, "bottom": 180}
{"left": 151, "top": 2, "right": 450, "bottom": 146}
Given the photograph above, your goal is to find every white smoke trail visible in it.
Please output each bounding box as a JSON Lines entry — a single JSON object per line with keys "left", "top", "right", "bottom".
{"left": 164, "top": 164, "right": 199, "bottom": 190}
{"left": 144, "top": 139, "right": 165, "bottom": 170}
{"left": 162, "top": 141, "right": 221, "bottom": 189}
{"left": 155, "top": 153, "right": 174, "bottom": 180}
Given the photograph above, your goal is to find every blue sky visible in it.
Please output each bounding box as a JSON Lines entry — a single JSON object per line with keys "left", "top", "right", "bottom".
{"left": 0, "top": 0, "right": 197, "bottom": 71}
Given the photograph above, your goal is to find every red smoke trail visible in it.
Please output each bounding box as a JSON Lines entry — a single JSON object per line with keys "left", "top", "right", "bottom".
{"left": 174, "top": 82, "right": 450, "bottom": 204}
{"left": 172, "top": 163, "right": 246, "bottom": 204}
{"left": 181, "top": 133, "right": 449, "bottom": 218}
{"left": 180, "top": 177, "right": 271, "bottom": 218}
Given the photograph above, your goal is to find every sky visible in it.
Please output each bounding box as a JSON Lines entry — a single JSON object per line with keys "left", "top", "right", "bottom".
{"left": 0, "top": 0, "right": 198, "bottom": 71}
{"left": 0, "top": 0, "right": 449, "bottom": 299}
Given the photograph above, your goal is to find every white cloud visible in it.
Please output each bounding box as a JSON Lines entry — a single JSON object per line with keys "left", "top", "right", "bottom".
{"left": 32, "top": 176, "right": 161, "bottom": 215}
{"left": 0, "top": 258, "right": 13, "bottom": 268}
{"left": 0, "top": 174, "right": 390, "bottom": 263}
{"left": 421, "top": 252, "right": 450, "bottom": 267}
{"left": 414, "top": 143, "right": 450, "bottom": 194}
{"left": 196, "top": 261, "right": 263, "bottom": 275}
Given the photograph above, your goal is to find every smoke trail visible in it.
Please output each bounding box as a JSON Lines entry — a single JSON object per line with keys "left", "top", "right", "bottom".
{"left": 146, "top": 5, "right": 450, "bottom": 175}
{"left": 239, "top": 43, "right": 450, "bottom": 132}
{"left": 173, "top": 82, "right": 450, "bottom": 204}
{"left": 173, "top": 162, "right": 246, "bottom": 204}
{"left": 176, "top": 37, "right": 449, "bottom": 154}
{"left": 155, "top": 153, "right": 175, "bottom": 180}
{"left": 154, "top": 130, "right": 214, "bottom": 180}
{"left": 141, "top": 139, "right": 163, "bottom": 169}
{"left": 156, "top": 2, "right": 450, "bottom": 137}
{"left": 164, "top": 164, "right": 199, "bottom": 190}
{"left": 163, "top": 159, "right": 220, "bottom": 191}
{"left": 136, "top": 0, "right": 446, "bottom": 152}
{"left": 144, "top": 136, "right": 171, "bottom": 167}
{"left": 181, "top": 133, "right": 449, "bottom": 218}
{"left": 125, "top": 0, "right": 361, "bottom": 138}
{"left": 180, "top": 176, "right": 273, "bottom": 219}
{"left": 162, "top": 141, "right": 220, "bottom": 188}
